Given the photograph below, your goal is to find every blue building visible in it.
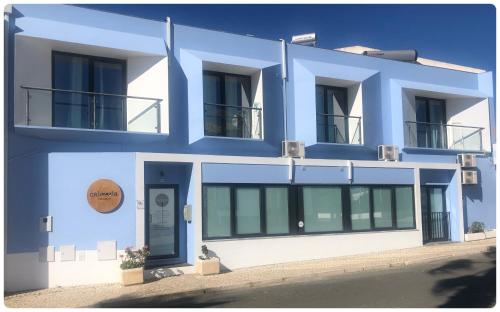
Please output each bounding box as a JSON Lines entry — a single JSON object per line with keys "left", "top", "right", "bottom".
{"left": 4, "top": 4, "right": 496, "bottom": 291}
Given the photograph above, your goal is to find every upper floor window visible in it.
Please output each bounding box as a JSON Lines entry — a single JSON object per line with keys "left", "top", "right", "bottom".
{"left": 415, "top": 97, "right": 447, "bottom": 149}
{"left": 203, "top": 71, "right": 261, "bottom": 139}
{"left": 52, "top": 51, "right": 126, "bottom": 130}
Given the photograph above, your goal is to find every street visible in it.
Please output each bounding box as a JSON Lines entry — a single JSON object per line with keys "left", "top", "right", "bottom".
{"left": 97, "top": 247, "right": 495, "bottom": 308}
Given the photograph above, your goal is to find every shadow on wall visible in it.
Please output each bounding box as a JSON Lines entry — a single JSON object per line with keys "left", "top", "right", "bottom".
{"left": 428, "top": 246, "right": 496, "bottom": 308}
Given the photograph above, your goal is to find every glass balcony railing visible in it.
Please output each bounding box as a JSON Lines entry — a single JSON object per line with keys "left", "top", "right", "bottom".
{"left": 19, "top": 86, "right": 163, "bottom": 133}
{"left": 405, "top": 121, "right": 484, "bottom": 151}
{"left": 316, "top": 114, "right": 362, "bottom": 145}
{"left": 203, "top": 102, "right": 262, "bottom": 139}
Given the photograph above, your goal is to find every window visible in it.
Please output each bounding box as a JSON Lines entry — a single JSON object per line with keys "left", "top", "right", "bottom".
{"left": 235, "top": 187, "right": 262, "bottom": 235}
{"left": 395, "top": 186, "right": 415, "bottom": 228}
{"left": 265, "top": 187, "right": 290, "bottom": 235}
{"left": 202, "top": 186, "right": 231, "bottom": 238}
{"left": 373, "top": 188, "right": 393, "bottom": 228}
{"left": 203, "top": 71, "right": 258, "bottom": 138}
{"left": 302, "top": 186, "right": 343, "bottom": 233}
{"left": 52, "top": 51, "right": 126, "bottom": 130}
{"left": 202, "top": 184, "right": 416, "bottom": 240}
{"left": 415, "top": 97, "right": 447, "bottom": 149}
{"left": 316, "top": 85, "right": 349, "bottom": 144}
{"left": 350, "top": 187, "right": 371, "bottom": 230}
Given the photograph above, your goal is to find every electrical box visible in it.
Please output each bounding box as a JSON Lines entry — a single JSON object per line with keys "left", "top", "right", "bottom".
{"left": 39, "top": 216, "right": 53, "bottom": 232}
{"left": 97, "top": 240, "right": 117, "bottom": 261}
{"left": 183, "top": 204, "right": 192, "bottom": 222}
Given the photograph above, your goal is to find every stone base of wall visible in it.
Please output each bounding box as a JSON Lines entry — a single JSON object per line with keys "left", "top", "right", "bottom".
{"left": 465, "top": 229, "right": 496, "bottom": 241}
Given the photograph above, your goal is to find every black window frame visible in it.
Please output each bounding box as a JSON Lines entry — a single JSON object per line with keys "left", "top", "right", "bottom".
{"left": 202, "top": 183, "right": 417, "bottom": 240}
{"left": 315, "top": 84, "right": 349, "bottom": 144}
{"left": 202, "top": 70, "right": 253, "bottom": 138}
{"left": 51, "top": 50, "right": 128, "bottom": 130}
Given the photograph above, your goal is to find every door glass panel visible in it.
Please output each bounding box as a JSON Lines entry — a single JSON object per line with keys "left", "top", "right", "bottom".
{"left": 303, "top": 187, "right": 343, "bottom": 232}
{"left": 373, "top": 188, "right": 393, "bottom": 228}
{"left": 350, "top": 187, "right": 371, "bottom": 230}
{"left": 93, "top": 60, "right": 125, "bottom": 130}
{"left": 265, "top": 187, "right": 289, "bottom": 235}
{"left": 53, "top": 53, "right": 90, "bottom": 128}
{"left": 203, "top": 73, "right": 223, "bottom": 136}
{"left": 203, "top": 186, "right": 231, "bottom": 238}
{"left": 429, "top": 188, "right": 444, "bottom": 212}
{"left": 428, "top": 100, "right": 446, "bottom": 148}
{"left": 235, "top": 188, "right": 261, "bottom": 235}
{"left": 415, "top": 98, "right": 428, "bottom": 147}
{"left": 395, "top": 186, "right": 415, "bottom": 228}
{"left": 148, "top": 188, "right": 176, "bottom": 257}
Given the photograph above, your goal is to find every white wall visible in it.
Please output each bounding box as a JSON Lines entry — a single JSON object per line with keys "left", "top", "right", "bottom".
{"left": 205, "top": 230, "right": 422, "bottom": 269}
{"left": 14, "top": 35, "right": 168, "bottom": 134}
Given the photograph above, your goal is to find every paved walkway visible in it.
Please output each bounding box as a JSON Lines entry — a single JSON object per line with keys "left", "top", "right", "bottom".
{"left": 4, "top": 238, "right": 496, "bottom": 308}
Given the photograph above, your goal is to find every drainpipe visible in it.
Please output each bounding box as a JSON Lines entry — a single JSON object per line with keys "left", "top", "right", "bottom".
{"left": 280, "top": 39, "right": 288, "bottom": 142}
{"left": 165, "top": 16, "right": 172, "bottom": 67}
{"left": 347, "top": 160, "right": 353, "bottom": 184}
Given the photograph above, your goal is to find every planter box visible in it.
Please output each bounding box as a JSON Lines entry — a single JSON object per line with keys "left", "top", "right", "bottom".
{"left": 465, "top": 232, "right": 486, "bottom": 241}
{"left": 121, "top": 267, "right": 144, "bottom": 286}
{"left": 195, "top": 258, "right": 220, "bottom": 276}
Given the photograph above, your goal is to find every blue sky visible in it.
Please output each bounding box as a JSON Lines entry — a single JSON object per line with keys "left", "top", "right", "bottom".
{"left": 77, "top": 4, "right": 495, "bottom": 72}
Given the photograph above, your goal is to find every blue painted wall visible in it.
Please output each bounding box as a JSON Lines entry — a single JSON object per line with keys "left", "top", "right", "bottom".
{"left": 47, "top": 153, "right": 136, "bottom": 250}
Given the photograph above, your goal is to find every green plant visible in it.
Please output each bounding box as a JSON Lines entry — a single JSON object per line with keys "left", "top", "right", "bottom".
{"left": 120, "top": 246, "right": 150, "bottom": 270}
{"left": 469, "top": 221, "right": 485, "bottom": 233}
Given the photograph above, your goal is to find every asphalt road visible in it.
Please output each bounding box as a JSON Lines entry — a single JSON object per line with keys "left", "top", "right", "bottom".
{"left": 98, "top": 248, "right": 496, "bottom": 308}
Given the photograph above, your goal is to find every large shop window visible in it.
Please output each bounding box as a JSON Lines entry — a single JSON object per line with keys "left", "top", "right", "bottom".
{"left": 202, "top": 184, "right": 416, "bottom": 240}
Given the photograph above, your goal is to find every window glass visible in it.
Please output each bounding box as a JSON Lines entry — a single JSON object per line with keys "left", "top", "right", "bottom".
{"left": 395, "top": 186, "right": 415, "bottom": 228}
{"left": 373, "top": 188, "right": 393, "bottom": 228}
{"left": 350, "top": 187, "right": 371, "bottom": 230}
{"left": 203, "top": 186, "right": 231, "bottom": 238}
{"left": 265, "top": 187, "right": 289, "bottom": 234}
{"left": 235, "top": 188, "right": 261, "bottom": 235}
{"left": 303, "top": 187, "right": 343, "bottom": 232}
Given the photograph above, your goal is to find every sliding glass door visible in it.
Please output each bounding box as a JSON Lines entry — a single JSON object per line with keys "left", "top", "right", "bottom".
{"left": 415, "top": 97, "right": 447, "bottom": 149}
{"left": 52, "top": 51, "right": 126, "bottom": 130}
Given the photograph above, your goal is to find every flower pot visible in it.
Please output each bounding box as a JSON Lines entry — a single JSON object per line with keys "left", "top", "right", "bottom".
{"left": 195, "top": 258, "right": 220, "bottom": 276}
{"left": 121, "top": 267, "right": 144, "bottom": 286}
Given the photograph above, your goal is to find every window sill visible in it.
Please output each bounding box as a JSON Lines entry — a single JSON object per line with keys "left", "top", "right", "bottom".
{"left": 202, "top": 135, "right": 264, "bottom": 142}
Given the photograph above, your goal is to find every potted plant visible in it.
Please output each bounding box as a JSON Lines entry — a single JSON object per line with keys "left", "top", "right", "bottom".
{"left": 119, "top": 246, "right": 150, "bottom": 286}
{"left": 465, "top": 221, "right": 486, "bottom": 241}
{"left": 195, "top": 245, "right": 220, "bottom": 276}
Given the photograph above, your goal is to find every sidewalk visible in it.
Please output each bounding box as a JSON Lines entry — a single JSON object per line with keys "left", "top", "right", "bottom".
{"left": 5, "top": 238, "right": 496, "bottom": 308}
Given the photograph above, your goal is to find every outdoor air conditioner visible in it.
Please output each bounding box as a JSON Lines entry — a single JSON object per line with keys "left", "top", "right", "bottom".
{"left": 282, "top": 140, "right": 305, "bottom": 158}
{"left": 378, "top": 145, "right": 399, "bottom": 161}
{"left": 462, "top": 170, "right": 478, "bottom": 185}
{"left": 457, "top": 154, "right": 477, "bottom": 168}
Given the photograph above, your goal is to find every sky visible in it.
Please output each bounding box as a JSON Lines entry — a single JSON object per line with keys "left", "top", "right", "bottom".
{"left": 76, "top": 4, "right": 495, "bottom": 72}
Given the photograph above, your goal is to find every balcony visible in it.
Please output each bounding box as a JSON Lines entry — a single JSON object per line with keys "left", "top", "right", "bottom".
{"left": 203, "top": 102, "right": 262, "bottom": 139}
{"left": 404, "top": 121, "right": 484, "bottom": 152}
{"left": 316, "top": 114, "right": 362, "bottom": 145}
{"left": 16, "top": 86, "right": 164, "bottom": 141}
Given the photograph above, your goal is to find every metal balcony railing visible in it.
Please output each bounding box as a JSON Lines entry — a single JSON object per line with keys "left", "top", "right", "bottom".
{"left": 316, "top": 114, "right": 362, "bottom": 144}
{"left": 20, "top": 86, "right": 163, "bottom": 133}
{"left": 422, "top": 211, "right": 451, "bottom": 243}
{"left": 203, "top": 102, "right": 262, "bottom": 139}
{"left": 405, "top": 121, "right": 483, "bottom": 152}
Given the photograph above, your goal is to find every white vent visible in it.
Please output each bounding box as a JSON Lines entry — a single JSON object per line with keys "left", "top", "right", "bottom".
{"left": 282, "top": 140, "right": 305, "bottom": 158}
{"left": 457, "top": 154, "right": 477, "bottom": 168}
{"left": 462, "top": 170, "right": 478, "bottom": 185}
{"left": 378, "top": 145, "right": 399, "bottom": 161}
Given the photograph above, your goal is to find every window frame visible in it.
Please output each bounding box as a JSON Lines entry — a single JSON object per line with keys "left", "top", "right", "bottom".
{"left": 202, "top": 70, "right": 253, "bottom": 138}
{"left": 202, "top": 183, "right": 417, "bottom": 241}
{"left": 315, "top": 84, "right": 349, "bottom": 144}
{"left": 51, "top": 50, "right": 128, "bottom": 130}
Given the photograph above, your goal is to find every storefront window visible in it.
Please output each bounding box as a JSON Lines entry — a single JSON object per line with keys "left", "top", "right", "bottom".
{"left": 235, "top": 188, "right": 261, "bottom": 235}
{"left": 373, "top": 188, "right": 393, "bottom": 228}
{"left": 350, "top": 187, "right": 371, "bottom": 230}
{"left": 265, "top": 187, "right": 289, "bottom": 235}
{"left": 203, "top": 186, "right": 231, "bottom": 238}
{"left": 395, "top": 186, "right": 415, "bottom": 228}
{"left": 303, "top": 186, "right": 343, "bottom": 233}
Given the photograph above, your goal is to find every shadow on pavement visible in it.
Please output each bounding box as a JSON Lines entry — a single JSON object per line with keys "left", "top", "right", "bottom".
{"left": 429, "top": 246, "right": 496, "bottom": 308}
{"left": 93, "top": 291, "right": 235, "bottom": 308}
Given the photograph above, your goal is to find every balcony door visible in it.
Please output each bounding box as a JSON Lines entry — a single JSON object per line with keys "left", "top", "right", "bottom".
{"left": 52, "top": 51, "right": 126, "bottom": 130}
{"left": 415, "top": 97, "right": 447, "bottom": 149}
{"left": 203, "top": 71, "right": 252, "bottom": 138}
{"left": 316, "top": 85, "right": 349, "bottom": 144}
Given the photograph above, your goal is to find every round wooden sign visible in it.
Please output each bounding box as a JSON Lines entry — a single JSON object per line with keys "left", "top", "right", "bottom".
{"left": 87, "top": 179, "right": 122, "bottom": 213}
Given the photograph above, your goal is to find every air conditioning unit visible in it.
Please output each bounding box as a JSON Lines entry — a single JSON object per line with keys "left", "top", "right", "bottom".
{"left": 378, "top": 145, "right": 399, "bottom": 161}
{"left": 282, "top": 140, "right": 305, "bottom": 158}
{"left": 462, "top": 170, "right": 478, "bottom": 185}
{"left": 457, "top": 154, "right": 477, "bottom": 168}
